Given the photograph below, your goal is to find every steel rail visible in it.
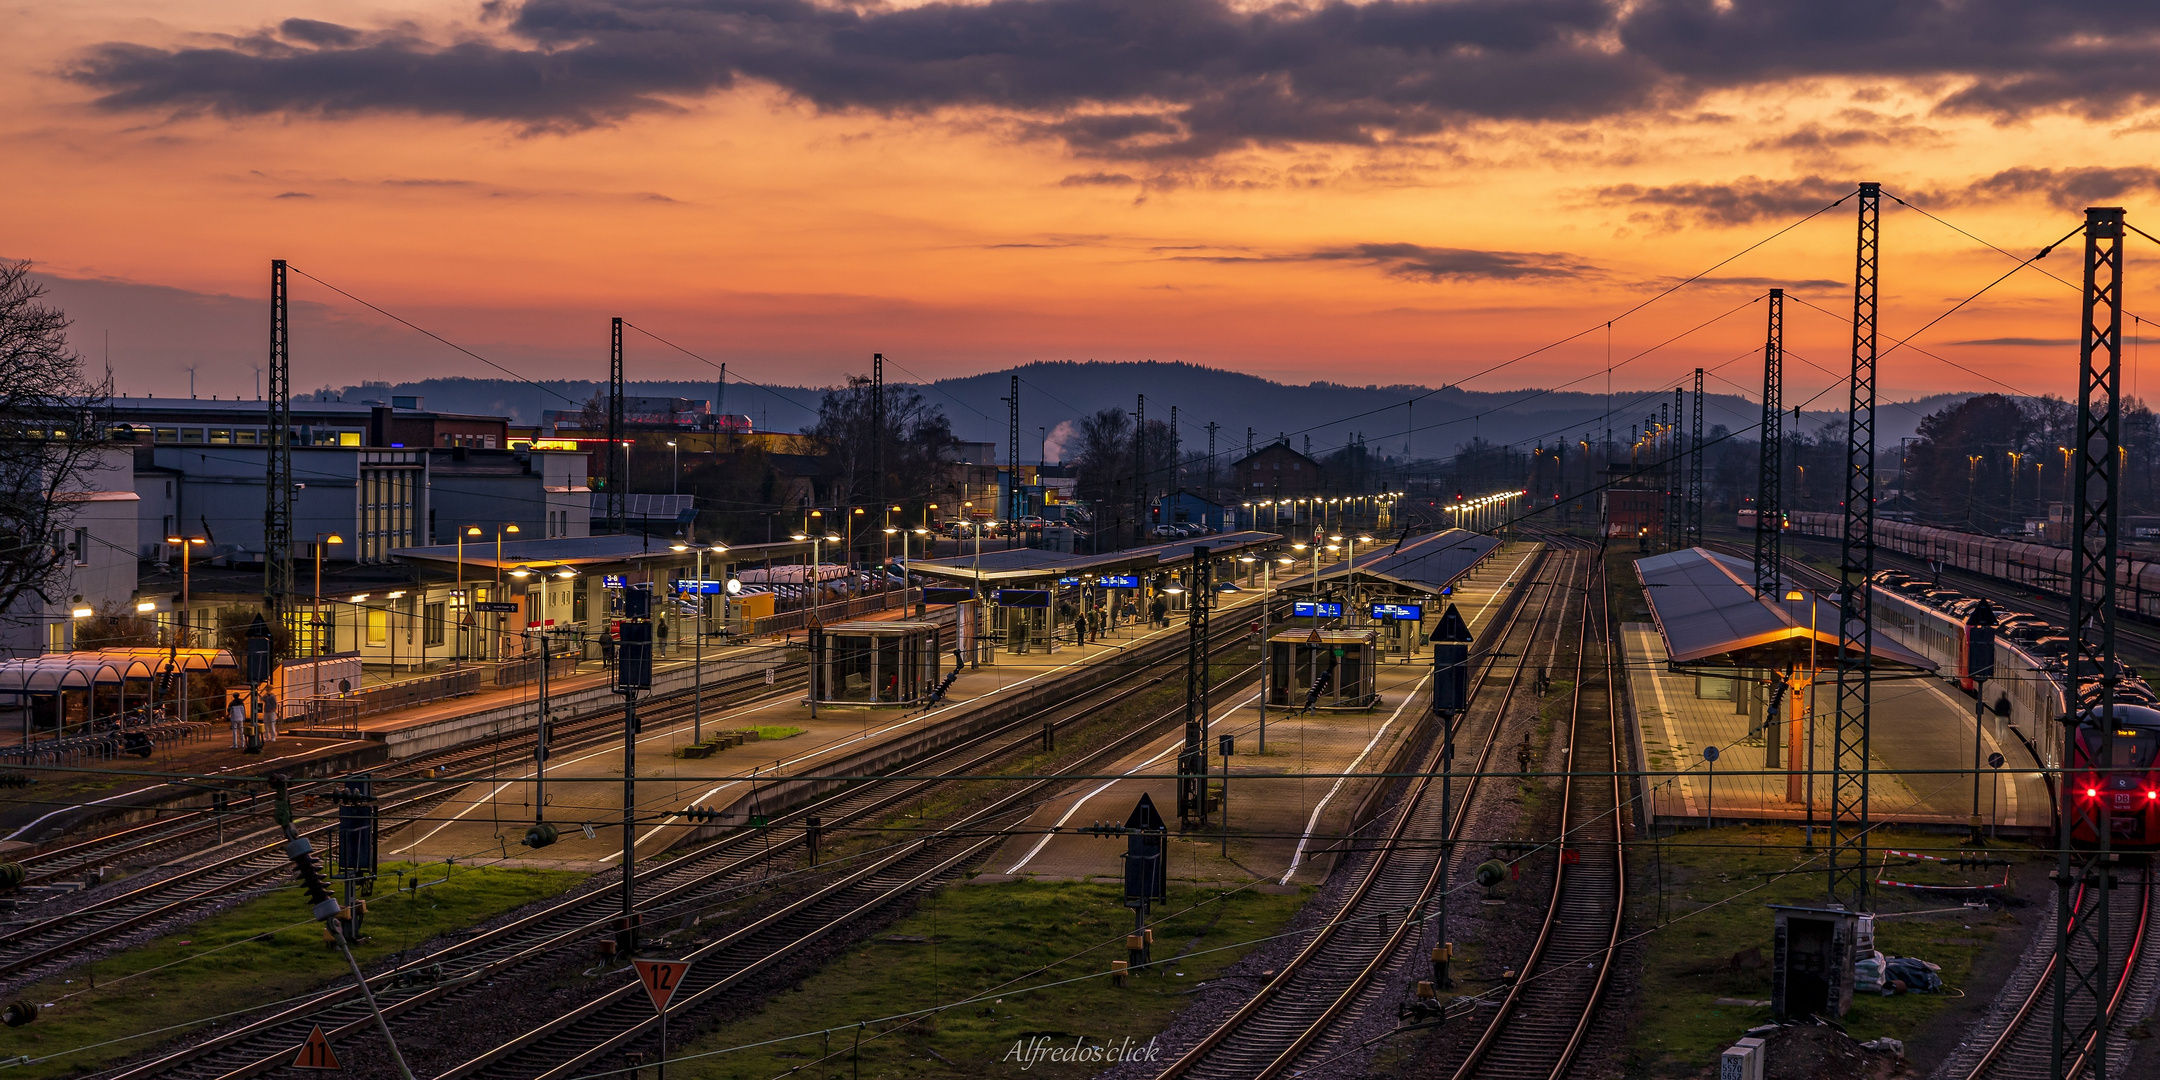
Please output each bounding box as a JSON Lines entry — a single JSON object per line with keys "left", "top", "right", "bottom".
{"left": 1153, "top": 541, "right": 1574, "bottom": 1079}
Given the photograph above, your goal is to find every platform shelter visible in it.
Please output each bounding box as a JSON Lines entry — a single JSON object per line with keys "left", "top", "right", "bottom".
{"left": 907, "top": 531, "right": 1282, "bottom": 650}
{"left": 810, "top": 621, "right": 943, "bottom": 705}
{"left": 1266, "top": 628, "right": 1379, "bottom": 711}
{"left": 1275, "top": 528, "right": 1500, "bottom": 657}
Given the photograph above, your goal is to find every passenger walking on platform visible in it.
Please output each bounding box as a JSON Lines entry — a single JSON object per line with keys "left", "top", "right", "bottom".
{"left": 1150, "top": 596, "right": 1168, "bottom": 628}
{"left": 227, "top": 694, "right": 245, "bottom": 748}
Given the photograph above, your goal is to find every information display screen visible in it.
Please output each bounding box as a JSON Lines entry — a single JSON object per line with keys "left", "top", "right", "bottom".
{"left": 1098, "top": 575, "right": 1141, "bottom": 588}
{"left": 1293, "top": 601, "right": 1344, "bottom": 618}
{"left": 1371, "top": 603, "right": 1424, "bottom": 621}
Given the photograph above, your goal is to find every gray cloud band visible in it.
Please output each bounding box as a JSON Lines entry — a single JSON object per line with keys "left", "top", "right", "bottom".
{"left": 62, "top": 0, "right": 2160, "bottom": 162}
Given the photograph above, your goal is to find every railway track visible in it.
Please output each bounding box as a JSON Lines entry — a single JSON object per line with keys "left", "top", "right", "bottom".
{"left": 97, "top": 603, "right": 1267, "bottom": 1080}
{"left": 1153, "top": 540, "right": 1575, "bottom": 1079}
{"left": 0, "top": 665, "right": 803, "bottom": 987}
{"left": 16, "top": 662, "right": 801, "bottom": 887}
{"left": 1957, "top": 865, "right": 2153, "bottom": 1080}
{"left": 1447, "top": 539, "right": 1622, "bottom": 1080}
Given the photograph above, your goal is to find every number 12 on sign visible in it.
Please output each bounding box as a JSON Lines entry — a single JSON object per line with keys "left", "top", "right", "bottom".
{"left": 632, "top": 958, "right": 693, "bottom": 1080}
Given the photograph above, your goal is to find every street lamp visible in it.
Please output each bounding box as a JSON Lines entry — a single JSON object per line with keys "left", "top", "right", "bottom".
{"left": 488, "top": 523, "right": 520, "bottom": 659}
{"left": 1784, "top": 588, "right": 1821, "bottom": 842}
{"left": 667, "top": 440, "right": 679, "bottom": 496}
{"left": 312, "top": 533, "right": 344, "bottom": 657}
{"left": 163, "top": 534, "right": 208, "bottom": 646}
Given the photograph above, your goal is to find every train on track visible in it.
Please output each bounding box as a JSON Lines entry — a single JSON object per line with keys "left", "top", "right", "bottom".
{"left": 2062, "top": 701, "right": 2160, "bottom": 848}
{"left": 1788, "top": 510, "right": 2160, "bottom": 620}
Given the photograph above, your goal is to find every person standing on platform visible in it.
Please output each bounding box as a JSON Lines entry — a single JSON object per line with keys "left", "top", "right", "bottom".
{"left": 261, "top": 690, "right": 279, "bottom": 743}
{"left": 228, "top": 694, "right": 245, "bottom": 748}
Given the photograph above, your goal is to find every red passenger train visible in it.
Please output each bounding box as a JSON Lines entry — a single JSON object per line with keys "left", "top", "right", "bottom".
{"left": 2068, "top": 703, "right": 2160, "bottom": 848}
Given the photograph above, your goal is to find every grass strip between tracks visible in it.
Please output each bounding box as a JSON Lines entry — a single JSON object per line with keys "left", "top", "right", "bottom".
{"left": 0, "top": 860, "right": 584, "bottom": 1077}
{"left": 664, "top": 878, "right": 1309, "bottom": 1080}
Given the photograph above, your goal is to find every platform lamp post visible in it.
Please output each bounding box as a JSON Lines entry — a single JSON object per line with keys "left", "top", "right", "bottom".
{"left": 490, "top": 523, "right": 520, "bottom": 660}
{"left": 456, "top": 525, "right": 481, "bottom": 664}
{"left": 310, "top": 533, "right": 344, "bottom": 658}
{"left": 1784, "top": 588, "right": 1822, "bottom": 842}
{"left": 163, "top": 534, "right": 207, "bottom": 646}
{"left": 667, "top": 440, "right": 678, "bottom": 496}
{"left": 790, "top": 530, "right": 841, "bottom": 715}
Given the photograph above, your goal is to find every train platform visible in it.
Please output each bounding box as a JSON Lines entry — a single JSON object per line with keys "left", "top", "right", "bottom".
{"left": 973, "top": 542, "right": 1544, "bottom": 887}
{"left": 379, "top": 586, "right": 1288, "bottom": 867}
{"left": 1622, "top": 621, "right": 2053, "bottom": 833}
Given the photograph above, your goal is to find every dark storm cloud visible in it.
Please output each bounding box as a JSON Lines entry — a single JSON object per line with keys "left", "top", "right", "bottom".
{"left": 1593, "top": 175, "right": 1856, "bottom": 227}
{"left": 66, "top": 0, "right": 1655, "bottom": 155}
{"left": 1173, "top": 243, "right": 1597, "bottom": 282}
{"left": 63, "top": 0, "right": 2160, "bottom": 159}
{"left": 1619, "top": 0, "right": 2160, "bottom": 120}
{"left": 1933, "top": 167, "right": 2160, "bottom": 211}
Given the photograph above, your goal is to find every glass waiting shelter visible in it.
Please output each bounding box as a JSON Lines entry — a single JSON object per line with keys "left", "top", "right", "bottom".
{"left": 811, "top": 621, "right": 944, "bottom": 705}
{"left": 1266, "top": 629, "right": 1379, "bottom": 711}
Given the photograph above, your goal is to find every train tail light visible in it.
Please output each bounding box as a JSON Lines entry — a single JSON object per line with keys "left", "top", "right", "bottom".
{"left": 2087, "top": 787, "right": 2099, "bottom": 798}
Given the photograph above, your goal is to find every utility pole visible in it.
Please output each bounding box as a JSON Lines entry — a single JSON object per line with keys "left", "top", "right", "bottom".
{"left": 1755, "top": 288, "right": 1785, "bottom": 598}
{"left": 2053, "top": 205, "right": 2126, "bottom": 1080}
{"left": 609, "top": 318, "right": 627, "bottom": 534}
{"left": 265, "top": 260, "right": 293, "bottom": 649}
{"left": 1688, "top": 368, "right": 1705, "bottom": 548}
{"left": 1829, "top": 182, "right": 1880, "bottom": 911}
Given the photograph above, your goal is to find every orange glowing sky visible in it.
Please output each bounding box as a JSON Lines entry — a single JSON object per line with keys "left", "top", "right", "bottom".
{"left": 8, "top": 0, "right": 2160, "bottom": 406}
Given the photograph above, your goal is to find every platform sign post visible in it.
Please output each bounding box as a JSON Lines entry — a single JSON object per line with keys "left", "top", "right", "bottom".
{"left": 1966, "top": 600, "right": 1997, "bottom": 843}
{"left": 1123, "top": 793, "right": 1167, "bottom": 972}
{"left": 632, "top": 958, "right": 692, "bottom": 1080}
{"left": 1704, "top": 745, "right": 1720, "bottom": 828}
{"left": 1431, "top": 603, "right": 1472, "bottom": 989}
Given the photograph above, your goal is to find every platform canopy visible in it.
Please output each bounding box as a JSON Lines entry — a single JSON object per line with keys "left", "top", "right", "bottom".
{"left": 1279, "top": 528, "right": 1499, "bottom": 597}
{"left": 1635, "top": 547, "right": 1934, "bottom": 671}
{"left": 907, "top": 530, "right": 1282, "bottom": 586}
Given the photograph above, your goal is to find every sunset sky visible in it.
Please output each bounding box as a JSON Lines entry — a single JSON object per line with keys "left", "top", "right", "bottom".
{"left": 9, "top": 0, "right": 2160, "bottom": 413}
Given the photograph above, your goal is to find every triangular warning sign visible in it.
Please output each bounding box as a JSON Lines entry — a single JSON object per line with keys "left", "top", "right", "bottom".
{"left": 291, "top": 1025, "right": 341, "bottom": 1070}
{"left": 1306, "top": 629, "right": 1323, "bottom": 644}
{"left": 632, "top": 958, "right": 693, "bottom": 1012}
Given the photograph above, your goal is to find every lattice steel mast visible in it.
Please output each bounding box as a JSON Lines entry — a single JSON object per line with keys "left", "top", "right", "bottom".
{"left": 608, "top": 318, "right": 626, "bottom": 533}
{"left": 1828, "top": 182, "right": 1880, "bottom": 910}
{"left": 1688, "top": 368, "right": 1705, "bottom": 548}
{"left": 1179, "top": 546, "right": 1212, "bottom": 829}
{"left": 2053, "top": 206, "right": 2125, "bottom": 1080}
{"left": 1754, "top": 289, "right": 1784, "bottom": 598}
{"left": 265, "top": 260, "right": 293, "bottom": 648}
{"left": 1008, "top": 374, "right": 1021, "bottom": 522}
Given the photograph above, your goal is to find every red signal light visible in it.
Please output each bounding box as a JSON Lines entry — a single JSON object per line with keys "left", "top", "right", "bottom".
{"left": 2087, "top": 787, "right": 2099, "bottom": 798}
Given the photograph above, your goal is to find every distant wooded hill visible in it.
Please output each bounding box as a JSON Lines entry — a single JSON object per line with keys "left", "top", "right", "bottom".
{"left": 316, "top": 361, "right": 1978, "bottom": 465}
